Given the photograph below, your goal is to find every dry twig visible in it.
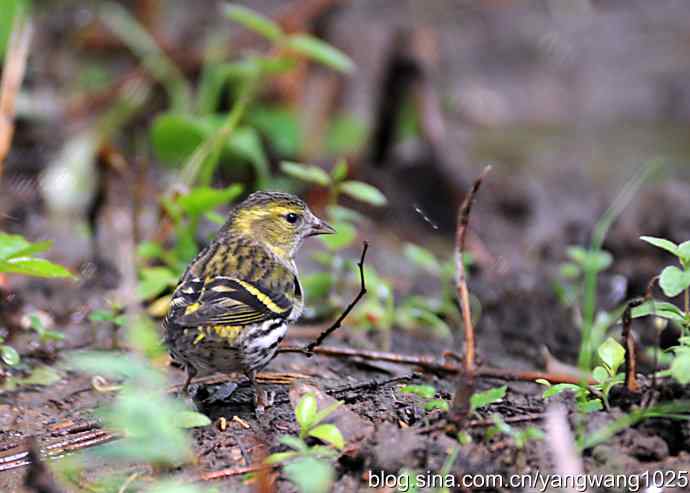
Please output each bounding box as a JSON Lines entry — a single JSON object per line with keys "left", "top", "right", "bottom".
{"left": 0, "top": 14, "right": 32, "bottom": 180}
{"left": 279, "top": 241, "right": 368, "bottom": 356}
{"left": 622, "top": 298, "right": 644, "bottom": 393}
{"left": 451, "top": 165, "right": 491, "bottom": 422}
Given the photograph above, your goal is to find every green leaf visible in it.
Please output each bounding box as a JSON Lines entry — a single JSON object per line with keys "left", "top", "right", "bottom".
{"left": 659, "top": 265, "right": 690, "bottom": 298}
{"left": 403, "top": 243, "right": 440, "bottom": 273}
{"left": 174, "top": 411, "right": 212, "bottom": 428}
{"left": 470, "top": 385, "right": 507, "bottom": 412}
{"left": 566, "top": 246, "right": 612, "bottom": 272}
{"left": 308, "top": 424, "right": 345, "bottom": 449}
{"left": 678, "top": 241, "right": 690, "bottom": 267}
{"left": 0, "top": 233, "right": 52, "bottom": 261}
{"left": 597, "top": 337, "right": 625, "bottom": 375}
{"left": 1, "top": 345, "right": 20, "bottom": 366}
{"left": 151, "top": 114, "right": 207, "bottom": 165}
{"left": 671, "top": 352, "right": 690, "bottom": 385}
{"left": 640, "top": 236, "right": 678, "bottom": 256}
{"left": 338, "top": 181, "right": 387, "bottom": 206}
{"left": 400, "top": 384, "right": 436, "bottom": 400}
{"left": 286, "top": 34, "right": 354, "bottom": 73}
{"left": 0, "top": 258, "right": 72, "bottom": 278}
{"left": 631, "top": 300, "right": 685, "bottom": 322}
{"left": 457, "top": 431, "right": 472, "bottom": 446}
{"left": 578, "top": 399, "right": 603, "bottom": 414}
{"left": 326, "top": 114, "right": 367, "bottom": 156}
{"left": 310, "top": 401, "right": 342, "bottom": 428}
{"left": 330, "top": 159, "right": 348, "bottom": 182}
{"left": 176, "top": 184, "right": 243, "bottom": 217}
{"left": 559, "top": 262, "right": 580, "bottom": 279}
{"left": 247, "top": 105, "right": 301, "bottom": 157}
{"left": 592, "top": 366, "right": 609, "bottom": 384}
{"left": 301, "top": 272, "right": 333, "bottom": 302}
{"left": 223, "top": 4, "right": 283, "bottom": 41}
{"left": 295, "top": 393, "right": 318, "bottom": 430}
{"left": 281, "top": 161, "right": 331, "bottom": 186}
{"left": 279, "top": 435, "right": 308, "bottom": 452}
{"left": 543, "top": 383, "right": 583, "bottom": 399}
{"left": 265, "top": 451, "right": 299, "bottom": 465}
{"left": 0, "top": 0, "right": 30, "bottom": 61}
{"left": 318, "top": 221, "right": 356, "bottom": 250}
{"left": 137, "top": 241, "right": 163, "bottom": 260}
{"left": 138, "top": 267, "right": 178, "bottom": 300}
{"left": 424, "top": 399, "right": 449, "bottom": 412}
{"left": 284, "top": 457, "right": 334, "bottom": 493}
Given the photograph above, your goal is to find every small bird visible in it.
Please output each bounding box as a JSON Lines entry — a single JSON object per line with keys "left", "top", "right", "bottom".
{"left": 164, "top": 191, "right": 334, "bottom": 411}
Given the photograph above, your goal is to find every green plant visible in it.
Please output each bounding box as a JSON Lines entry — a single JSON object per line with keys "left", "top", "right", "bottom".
{"left": 399, "top": 384, "right": 506, "bottom": 414}
{"left": 28, "top": 314, "right": 64, "bottom": 344}
{"left": 470, "top": 385, "right": 507, "bottom": 412}
{"left": 400, "top": 244, "right": 478, "bottom": 338}
{"left": 579, "top": 400, "right": 690, "bottom": 451}
{"left": 634, "top": 236, "right": 690, "bottom": 384}
{"left": 266, "top": 393, "right": 345, "bottom": 493}
{"left": 400, "top": 384, "right": 449, "bottom": 412}
{"left": 0, "top": 233, "right": 71, "bottom": 369}
{"left": 137, "top": 3, "right": 355, "bottom": 188}
{"left": 538, "top": 337, "right": 625, "bottom": 413}
{"left": 64, "top": 316, "right": 211, "bottom": 488}
{"left": 553, "top": 165, "right": 655, "bottom": 372}
{"left": 0, "top": 232, "right": 72, "bottom": 278}
{"left": 485, "top": 415, "right": 544, "bottom": 449}
{"left": 136, "top": 184, "right": 244, "bottom": 303}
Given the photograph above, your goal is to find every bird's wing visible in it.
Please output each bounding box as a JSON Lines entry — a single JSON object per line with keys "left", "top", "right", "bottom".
{"left": 171, "top": 276, "right": 292, "bottom": 327}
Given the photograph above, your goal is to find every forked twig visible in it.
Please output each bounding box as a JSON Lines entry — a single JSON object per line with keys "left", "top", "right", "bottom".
{"left": 280, "top": 241, "right": 368, "bottom": 356}
{"left": 451, "top": 165, "right": 491, "bottom": 422}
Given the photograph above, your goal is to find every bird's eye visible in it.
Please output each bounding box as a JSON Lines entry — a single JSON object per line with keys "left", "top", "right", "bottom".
{"left": 285, "top": 212, "right": 300, "bottom": 224}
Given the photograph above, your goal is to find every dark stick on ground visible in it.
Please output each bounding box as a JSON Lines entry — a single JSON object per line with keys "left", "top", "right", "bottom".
{"left": 645, "top": 275, "right": 661, "bottom": 392}
{"left": 622, "top": 298, "right": 644, "bottom": 393}
{"left": 450, "top": 165, "right": 492, "bottom": 424}
{"left": 279, "top": 241, "right": 368, "bottom": 356}
{"left": 23, "top": 438, "right": 65, "bottom": 493}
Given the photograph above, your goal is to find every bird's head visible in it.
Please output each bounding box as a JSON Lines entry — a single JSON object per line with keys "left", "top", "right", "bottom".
{"left": 227, "top": 191, "right": 335, "bottom": 259}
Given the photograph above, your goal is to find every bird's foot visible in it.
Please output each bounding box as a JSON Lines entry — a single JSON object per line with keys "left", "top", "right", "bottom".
{"left": 203, "top": 382, "right": 239, "bottom": 404}
{"left": 254, "top": 388, "right": 275, "bottom": 416}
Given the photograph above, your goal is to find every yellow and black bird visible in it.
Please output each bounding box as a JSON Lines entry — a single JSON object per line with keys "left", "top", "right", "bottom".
{"left": 164, "top": 191, "right": 334, "bottom": 411}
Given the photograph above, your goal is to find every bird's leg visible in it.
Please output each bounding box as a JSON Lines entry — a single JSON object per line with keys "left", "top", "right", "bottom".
{"left": 182, "top": 365, "right": 197, "bottom": 394}
{"left": 249, "top": 370, "right": 274, "bottom": 415}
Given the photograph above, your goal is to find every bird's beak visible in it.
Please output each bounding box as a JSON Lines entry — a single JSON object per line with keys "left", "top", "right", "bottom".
{"left": 308, "top": 218, "right": 336, "bottom": 236}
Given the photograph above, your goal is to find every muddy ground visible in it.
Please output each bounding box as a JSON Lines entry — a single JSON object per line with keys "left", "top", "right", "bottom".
{"left": 3, "top": 1, "right": 690, "bottom": 492}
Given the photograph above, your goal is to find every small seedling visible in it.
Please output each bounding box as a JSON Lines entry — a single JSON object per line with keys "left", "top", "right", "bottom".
{"left": 591, "top": 337, "right": 625, "bottom": 407}
{"left": 635, "top": 236, "right": 690, "bottom": 384}
{"left": 28, "top": 314, "right": 64, "bottom": 343}
{"left": 266, "top": 393, "right": 345, "bottom": 493}
{"left": 485, "top": 415, "right": 544, "bottom": 449}
{"left": 538, "top": 337, "right": 624, "bottom": 414}
{"left": 400, "top": 384, "right": 449, "bottom": 412}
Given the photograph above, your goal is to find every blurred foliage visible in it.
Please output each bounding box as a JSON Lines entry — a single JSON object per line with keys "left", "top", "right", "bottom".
{"left": 0, "top": 232, "right": 72, "bottom": 278}
{"left": 62, "top": 316, "right": 212, "bottom": 489}
{"left": 0, "top": 0, "right": 30, "bottom": 60}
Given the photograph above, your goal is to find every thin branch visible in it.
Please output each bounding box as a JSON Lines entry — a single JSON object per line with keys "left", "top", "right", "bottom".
{"left": 279, "top": 241, "right": 368, "bottom": 356}
{"left": 280, "top": 344, "right": 594, "bottom": 384}
{"left": 622, "top": 298, "right": 643, "bottom": 393}
{"left": 451, "top": 165, "right": 491, "bottom": 422}
{"left": 0, "top": 14, "right": 32, "bottom": 180}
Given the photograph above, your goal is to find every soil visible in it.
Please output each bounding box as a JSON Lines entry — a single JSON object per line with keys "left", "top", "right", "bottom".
{"left": 2, "top": 1, "right": 690, "bottom": 492}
